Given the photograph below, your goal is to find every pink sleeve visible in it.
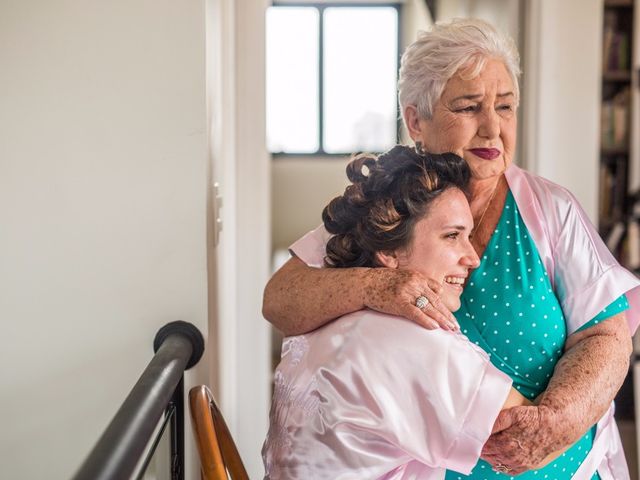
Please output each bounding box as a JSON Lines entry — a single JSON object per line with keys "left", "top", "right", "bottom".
{"left": 288, "top": 224, "right": 331, "bottom": 268}
{"left": 323, "top": 312, "right": 513, "bottom": 474}
{"left": 552, "top": 193, "right": 640, "bottom": 335}
{"left": 507, "top": 165, "right": 640, "bottom": 335}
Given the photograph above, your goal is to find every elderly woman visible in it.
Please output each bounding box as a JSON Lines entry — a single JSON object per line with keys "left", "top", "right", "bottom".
{"left": 263, "top": 147, "right": 566, "bottom": 479}
{"left": 263, "top": 19, "right": 640, "bottom": 479}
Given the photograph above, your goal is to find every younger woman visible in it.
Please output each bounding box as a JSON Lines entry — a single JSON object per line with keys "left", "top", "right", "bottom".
{"left": 262, "top": 147, "right": 559, "bottom": 479}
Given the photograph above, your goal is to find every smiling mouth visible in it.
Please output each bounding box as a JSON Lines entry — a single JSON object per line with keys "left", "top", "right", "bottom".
{"left": 444, "top": 276, "right": 465, "bottom": 287}
{"left": 469, "top": 148, "right": 501, "bottom": 160}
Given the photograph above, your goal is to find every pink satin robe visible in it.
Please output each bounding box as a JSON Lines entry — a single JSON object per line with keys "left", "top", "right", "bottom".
{"left": 264, "top": 164, "right": 640, "bottom": 479}
{"left": 262, "top": 311, "right": 513, "bottom": 479}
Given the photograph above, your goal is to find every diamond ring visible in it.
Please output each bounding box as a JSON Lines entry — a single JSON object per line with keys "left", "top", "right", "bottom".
{"left": 415, "top": 295, "right": 429, "bottom": 310}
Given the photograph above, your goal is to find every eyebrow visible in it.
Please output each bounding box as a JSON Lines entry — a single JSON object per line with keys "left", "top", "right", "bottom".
{"left": 450, "top": 92, "right": 515, "bottom": 102}
{"left": 442, "top": 225, "right": 468, "bottom": 231}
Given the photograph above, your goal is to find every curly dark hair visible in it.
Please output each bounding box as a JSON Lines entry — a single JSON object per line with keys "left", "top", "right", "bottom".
{"left": 323, "top": 145, "right": 471, "bottom": 268}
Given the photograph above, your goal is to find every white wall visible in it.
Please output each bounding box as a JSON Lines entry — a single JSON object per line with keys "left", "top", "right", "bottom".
{"left": 436, "top": 0, "right": 521, "bottom": 41}
{"left": 207, "top": 0, "right": 271, "bottom": 477}
{"left": 0, "top": 1, "right": 210, "bottom": 478}
{"left": 272, "top": 156, "right": 351, "bottom": 249}
{"left": 402, "top": 0, "right": 434, "bottom": 50}
{"left": 523, "top": 0, "right": 603, "bottom": 221}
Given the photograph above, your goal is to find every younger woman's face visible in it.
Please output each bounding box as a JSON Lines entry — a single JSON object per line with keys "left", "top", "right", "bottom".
{"left": 396, "top": 188, "right": 479, "bottom": 312}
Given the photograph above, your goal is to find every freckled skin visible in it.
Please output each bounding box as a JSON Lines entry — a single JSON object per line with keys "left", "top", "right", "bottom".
{"left": 263, "top": 259, "right": 457, "bottom": 335}
{"left": 263, "top": 58, "right": 633, "bottom": 473}
{"left": 481, "top": 314, "right": 631, "bottom": 474}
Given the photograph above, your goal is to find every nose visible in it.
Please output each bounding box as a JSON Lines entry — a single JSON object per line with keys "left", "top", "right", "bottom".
{"left": 478, "top": 107, "right": 500, "bottom": 139}
{"left": 462, "top": 242, "right": 481, "bottom": 269}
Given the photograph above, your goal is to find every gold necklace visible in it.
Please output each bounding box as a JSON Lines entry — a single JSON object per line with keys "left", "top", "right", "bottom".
{"left": 473, "top": 177, "right": 502, "bottom": 234}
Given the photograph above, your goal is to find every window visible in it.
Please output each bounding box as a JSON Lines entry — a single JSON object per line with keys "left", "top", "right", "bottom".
{"left": 266, "top": 3, "right": 400, "bottom": 155}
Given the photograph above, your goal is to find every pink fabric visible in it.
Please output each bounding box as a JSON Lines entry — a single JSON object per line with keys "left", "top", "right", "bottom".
{"left": 262, "top": 310, "right": 512, "bottom": 480}
{"left": 573, "top": 403, "right": 630, "bottom": 480}
{"left": 505, "top": 164, "right": 640, "bottom": 336}
{"left": 289, "top": 224, "right": 330, "bottom": 268}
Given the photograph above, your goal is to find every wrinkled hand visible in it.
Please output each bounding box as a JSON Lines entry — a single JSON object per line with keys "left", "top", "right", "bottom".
{"left": 362, "top": 268, "right": 459, "bottom": 331}
{"left": 482, "top": 406, "right": 559, "bottom": 474}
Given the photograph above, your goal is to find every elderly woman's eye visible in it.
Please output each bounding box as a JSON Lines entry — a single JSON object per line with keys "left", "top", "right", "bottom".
{"left": 497, "top": 104, "right": 514, "bottom": 112}
{"left": 455, "top": 105, "right": 478, "bottom": 113}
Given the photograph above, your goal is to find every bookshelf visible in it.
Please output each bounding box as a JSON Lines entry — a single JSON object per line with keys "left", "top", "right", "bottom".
{"left": 599, "top": 0, "right": 637, "bottom": 270}
{"left": 599, "top": 4, "right": 640, "bottom": 470}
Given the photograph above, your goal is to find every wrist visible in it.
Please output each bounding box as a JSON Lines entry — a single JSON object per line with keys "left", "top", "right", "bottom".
{"left": 536, "top": 403, "right": 578, "bottom": 451}
{"left": 357, "top": 267, "right": 376, "bottom": 309}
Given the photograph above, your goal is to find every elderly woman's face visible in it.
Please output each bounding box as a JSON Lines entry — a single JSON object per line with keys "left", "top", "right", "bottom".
{"left": 408, "top": 59, "right": 517, "bottom": 182}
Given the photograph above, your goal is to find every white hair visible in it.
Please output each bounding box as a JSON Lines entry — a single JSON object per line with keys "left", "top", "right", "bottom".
{"left": 398, "top": 18, "right": 521, "bottom": 121}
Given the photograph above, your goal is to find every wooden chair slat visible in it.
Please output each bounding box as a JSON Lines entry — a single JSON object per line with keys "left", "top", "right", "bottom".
{"left": 189, "top": 385, "right": 250, "bottom": 480}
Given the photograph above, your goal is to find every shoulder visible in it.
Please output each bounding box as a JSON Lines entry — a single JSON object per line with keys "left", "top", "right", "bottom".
{"left": 288, "top": 224, "right": 332, "bottom": 268}
{"left": 340, "top": 309, "right": 447, "bottom": 343}
{"left": 507, "top": 165, "right": 585, "bottom": 234}
{"left": 509, "top": 165, "right": 577, "bottom": 208}
{"left": 295, "top": 310, "right": 492, "bottom": 382}
{"left": 337, "top": 310, "right": 491, "bottom": 369}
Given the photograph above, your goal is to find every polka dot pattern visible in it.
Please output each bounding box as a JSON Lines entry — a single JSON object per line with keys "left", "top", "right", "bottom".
{"left": 445, "top": 428, "right": 596, "bottom": 480}
{"left": 445, "top": 190, "right": 600, "bottom": 480}
{"left": 575, "top": 294, "right": 629, "bottom": 333}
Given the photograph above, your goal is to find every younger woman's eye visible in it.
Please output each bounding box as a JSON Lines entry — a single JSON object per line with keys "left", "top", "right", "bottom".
{"left": 445, "top": 232, "right": 459, "bottom": 239}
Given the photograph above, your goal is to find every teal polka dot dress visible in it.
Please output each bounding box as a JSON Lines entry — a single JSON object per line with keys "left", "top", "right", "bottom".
{"left": 445, "top": 190, "right": 629, "bottom": 480}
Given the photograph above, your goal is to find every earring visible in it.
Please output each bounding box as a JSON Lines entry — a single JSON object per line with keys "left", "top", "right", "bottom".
{"left": 415, "top": 141, "right": 425, "bottom": 155}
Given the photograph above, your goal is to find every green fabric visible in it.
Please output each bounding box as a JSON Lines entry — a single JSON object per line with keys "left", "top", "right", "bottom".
{"left": 444, "top": 190, "right": 608, "bottom": 480}
{"left": 575, "top": 294, "right": 629, "bottom": 333}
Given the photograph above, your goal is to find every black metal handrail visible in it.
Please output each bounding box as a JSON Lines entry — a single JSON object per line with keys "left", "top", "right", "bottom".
{"left": 73, "top": 321, "right": 204, "bottom": 480}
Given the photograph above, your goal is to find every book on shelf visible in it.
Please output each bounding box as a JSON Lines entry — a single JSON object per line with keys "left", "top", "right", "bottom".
{"left": 601, "top": 87, "right": 630, "bottom": 150}
{"left": 602, "top": 11, "right": 631, "bottom": 73}
{"left": 626, "top": 220, "right": 640, "bottom": 269}
{"left": 599, "top": 164, "right": 614, "bottom": 220}
{"left": 606, "top": 221, "right": 626, "bottom": 251}
{"left": 599, "top": 160, "right": 628, "bottom": 222}
{"left": 614, "top": 157, "right": 628, "bottom": 216}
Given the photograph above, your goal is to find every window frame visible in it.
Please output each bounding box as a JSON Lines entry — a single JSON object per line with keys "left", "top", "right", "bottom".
{"left": 268, "top": 2, "right": 403, "bottom": 158}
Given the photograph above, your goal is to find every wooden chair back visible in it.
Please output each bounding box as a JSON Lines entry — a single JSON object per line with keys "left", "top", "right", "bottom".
{"left": 188, "top": 385, "right": 249, "bottom": 480}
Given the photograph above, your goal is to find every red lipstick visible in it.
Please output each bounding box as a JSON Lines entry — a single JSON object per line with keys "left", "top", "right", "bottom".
{"left": 469, "top": 148, "right": 501, "bottom": 160}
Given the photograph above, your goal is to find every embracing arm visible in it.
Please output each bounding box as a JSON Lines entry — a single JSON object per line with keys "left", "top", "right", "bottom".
{"left": 262, "top": 256, "right": 370, "bottom": 335}
{"left": 539, "top": 313, "right": 632, "bottom": 443}
{"left": 482, "top": 312, "right": 632, "bottom": 473}
{"left": 262, "top": 256, "right": 458, "bottom": 336}
{"left": 500, "top": 389, "right": 569, "bottom": 469}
